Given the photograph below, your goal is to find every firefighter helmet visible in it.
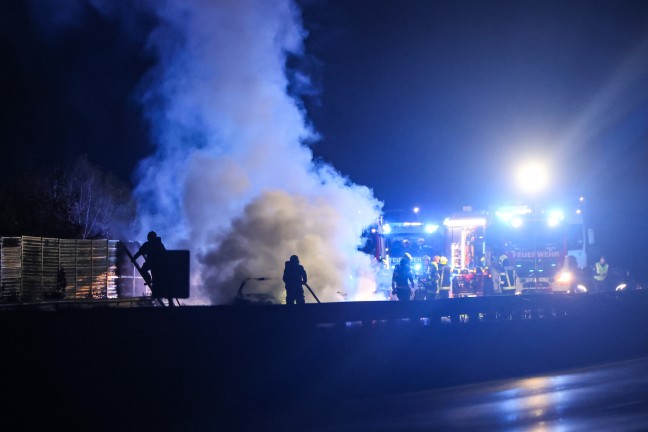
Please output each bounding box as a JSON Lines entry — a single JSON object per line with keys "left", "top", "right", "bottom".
{"left": 289, "top": 255, "right": 299, "bottom": 263}
{"left": 147, "top": 231, "right": 157, "bottom": 241}
{"left": 402, "top": 252, "right": 413, "bottom": 262}
{"left": 440, "top": 256, "right": 448, "bottom": 265}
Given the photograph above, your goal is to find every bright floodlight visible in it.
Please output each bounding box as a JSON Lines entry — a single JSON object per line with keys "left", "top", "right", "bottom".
{"left": 424, "top": 224, "right": 439, "bottom": 234}
{"left": 547, "top": 210, "right": 564, "bottom": 227}
{"left": 413, "top": 207, "right": 420, "bottom": 214}
{"left": 511, "top": 217, "right": 523, "bottom": 228}
{"left": 496, "top": 211, "right": 513, "bottom": 222}
{"left": 383, "top": 224, "right": 392, "bottom": 234}
{"left": 516, "top": 161, "right": 549, "bottom": 195}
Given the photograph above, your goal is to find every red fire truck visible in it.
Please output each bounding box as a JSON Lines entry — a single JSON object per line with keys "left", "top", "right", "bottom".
{"left": 444, "top": 203, "right": 590, "bottom": 294}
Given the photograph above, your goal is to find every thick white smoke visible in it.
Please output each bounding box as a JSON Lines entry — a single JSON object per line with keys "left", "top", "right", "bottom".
{"left": 134, "top": 0, "right": 383, "bottom": 303}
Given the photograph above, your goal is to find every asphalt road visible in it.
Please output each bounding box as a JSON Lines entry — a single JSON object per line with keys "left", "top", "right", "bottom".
{"left": 246, "top": 356, "right": 648, "bottom": 431}
{"left": 3, "top": 296, "right": 648, "bottom": 430}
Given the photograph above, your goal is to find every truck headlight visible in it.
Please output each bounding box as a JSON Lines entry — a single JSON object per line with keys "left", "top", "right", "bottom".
{"left": 557, "top": 272, "right": 572, "bottom": 284}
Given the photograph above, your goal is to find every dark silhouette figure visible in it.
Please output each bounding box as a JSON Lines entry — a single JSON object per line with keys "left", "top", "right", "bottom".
{"left": 132, "top": 231, "right": 170, "bottom": 305}
{"left": 133, "top": 231, "right": 166, "bottom": 281}
{"left": 56, "top": 267, "right": 67, "bottom": 299}
{"left": 392, "top": 253, "right": 414, "bottom": 301}
{"left": 482, "top": 267, "right": 495, "bottom": 296}
{"left": 283, "top": 255, "right": 307, "bottom": 305}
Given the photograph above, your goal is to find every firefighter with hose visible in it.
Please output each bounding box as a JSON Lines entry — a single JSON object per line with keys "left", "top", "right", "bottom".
{"left": 283, "top": 255, "right": 308, "bottom": 305}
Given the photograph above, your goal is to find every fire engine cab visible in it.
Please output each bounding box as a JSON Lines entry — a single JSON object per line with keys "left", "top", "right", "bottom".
{"left": 443, "top": 204, "right": 589, "bottom": 294}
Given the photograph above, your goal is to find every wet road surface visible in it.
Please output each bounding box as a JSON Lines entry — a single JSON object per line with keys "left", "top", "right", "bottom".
{"left": 247, "top": 356, "right": 648, "bottom": 431}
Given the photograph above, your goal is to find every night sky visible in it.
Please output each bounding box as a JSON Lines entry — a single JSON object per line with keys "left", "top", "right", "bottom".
{"left": 298, "top": 0, "right": 648, "bottom": 275}
{"left": 3, "top": 1, "right": 648, "bottom": 276}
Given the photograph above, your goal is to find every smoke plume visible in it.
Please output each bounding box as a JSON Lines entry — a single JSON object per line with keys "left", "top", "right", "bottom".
{"left": 134, "top": 0, "right": 383, "bottom": 303}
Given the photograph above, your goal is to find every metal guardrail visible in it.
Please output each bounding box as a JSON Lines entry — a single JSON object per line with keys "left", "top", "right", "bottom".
{"left": 223, "top": 291, "right": 648, "bottom": 328}
{"left": 1, "top": 291, "right": 644, "bottom": 333}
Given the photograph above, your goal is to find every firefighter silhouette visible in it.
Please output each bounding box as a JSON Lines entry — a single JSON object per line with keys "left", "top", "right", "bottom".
{"left": 132, "top": 231, "right": 167, "bottom": 289}
{"left": 392, "top": 253, "right": 414, "bottom": 301}
{"left": 283, "top": 255, "right": 307, "bottom": 305}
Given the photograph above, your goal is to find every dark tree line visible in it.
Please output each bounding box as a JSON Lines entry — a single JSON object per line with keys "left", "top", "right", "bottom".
{"left": 0, "top": 156, "right": 136, "bottom": 239}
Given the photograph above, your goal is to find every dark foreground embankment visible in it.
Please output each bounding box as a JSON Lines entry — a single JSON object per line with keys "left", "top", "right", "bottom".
{"left": 2, "top": 293, "right": 648, "bottom": 430}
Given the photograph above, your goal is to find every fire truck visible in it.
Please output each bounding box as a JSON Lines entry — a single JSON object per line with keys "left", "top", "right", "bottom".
{"left": 378, "top": 200, "right": 591, "bottom": 296}
{"left": 370, "top": 219, "right": 444, "bottom": 299}
{"left": 444, "top": 203, "right": 590, "bottom": 294}
{"left": 382, "top": 221, "right": 444, "bottom": 272}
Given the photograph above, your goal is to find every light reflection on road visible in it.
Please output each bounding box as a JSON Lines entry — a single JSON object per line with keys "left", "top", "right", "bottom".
{"left": 252, "top": 357, "right": 648, "bottom": 431}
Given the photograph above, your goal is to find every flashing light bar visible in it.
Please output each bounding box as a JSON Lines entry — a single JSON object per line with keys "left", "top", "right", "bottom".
{"left": 403, "top": 222, "right": 422, "bottom": 227}
{"left": 495, "top": 211, "right": 513, "bottom": 222}
{"left": 424, "top": 224, "right": 439, "bottom": 233}
{"left": 496, "top": 206, "right": 532, "bottom": 217}
{"left": 443, "top": 217, "right": 486, "bottom": 228}
{"left": 547, "top": 210, "right": 565, "bottom": 227}
{"left": 383, "top": 221, "right": 441, "bottom": 235}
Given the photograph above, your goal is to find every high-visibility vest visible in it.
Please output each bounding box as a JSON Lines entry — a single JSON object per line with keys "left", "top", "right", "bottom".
{"left": 594, "top": 262, "right": 608, "bottom": 281}
{"left": 438, "top": 265, "right": 451, "bottom": 290}
{"left": 499, "top": 255, "right": 514, "bottom": 287}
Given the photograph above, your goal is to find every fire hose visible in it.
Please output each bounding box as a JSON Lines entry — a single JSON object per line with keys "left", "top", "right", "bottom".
{"left": 303, "top": 283, "right": 321, "bottom": 304}
{"left": 238, "top": 277, "right": 321, "bottom": 304}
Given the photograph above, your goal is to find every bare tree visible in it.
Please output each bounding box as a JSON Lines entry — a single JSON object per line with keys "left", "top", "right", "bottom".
{"left": 0, "top": 158, "right": 135, "bottom": 239}
{"left": 63, "top": 156, "right": 135, "bottom": 239}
